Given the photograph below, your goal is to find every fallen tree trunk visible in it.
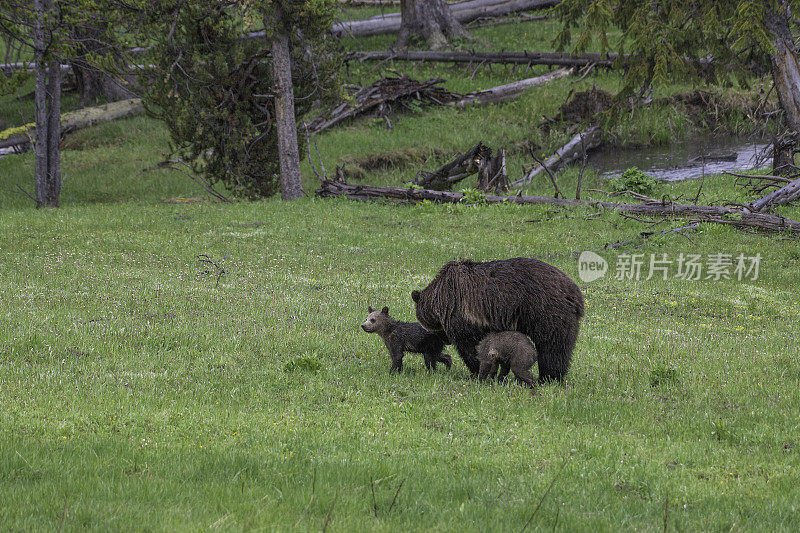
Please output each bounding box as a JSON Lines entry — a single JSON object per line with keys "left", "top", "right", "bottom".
{"left": 305, "top": 76, "right": 459, "bottom": 134}
{"left": 350, "top": 49, "right": 617, "bottom": 67}
{"left": 0, "top": 98, "right": 143, "bottom": 152}
{"left": 339, "top": 0, "right": 400, "bottom": 5}
{"left": 316, "top": 180, "right": 800, "bottom": 233}
{"left": 748, "top": 177, "right": 800, "bottom": 211}
{"left": 452, "top": 67, "right": 571, "bottom": 107}
{"left": 245, "top": 0, "right": 559, "bottom": 40}
{"left": 513, "top": 126, "right": 602, "bottom": 187}
{"left": 414, "top": 141, "right": 489, "bottom": 189}
{"left": 334, "top": 0, "right": 558, "bottom": 38}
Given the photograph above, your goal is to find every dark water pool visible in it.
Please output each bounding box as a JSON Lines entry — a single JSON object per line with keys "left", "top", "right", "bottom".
{"left": 588, "top": 136, "right": 772, "bottom": 182}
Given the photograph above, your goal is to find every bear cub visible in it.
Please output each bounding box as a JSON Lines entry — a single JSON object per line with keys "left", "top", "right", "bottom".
{"left": 477, "top": 331, "right": 538, "bottom": 388}
{"left": 361, "top": 306, "right": 451, "bottom": 373}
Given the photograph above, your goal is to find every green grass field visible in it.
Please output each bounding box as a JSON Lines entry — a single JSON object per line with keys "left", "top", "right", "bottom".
{"left": 2, "top": 8, "right": 800, "bottom": 532}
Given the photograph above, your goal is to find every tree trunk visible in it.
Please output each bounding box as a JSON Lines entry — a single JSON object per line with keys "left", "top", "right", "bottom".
{"left": 33, "top": 0, "right": 62, "bottom": 208}
{"left": 271, "top": 27, "right": 304, "bottom": 200}
{"left": 766, "top": 4, "right": 800, "bottom": 132}
{"left": 71, "top": 63, "right": 135, "bottom": 105}
{"left": 69, "top": 23, "right": 135, "bottom": 105}
{"left": 766, "top": 3, "right": 800, "bottom": 172}
{"left": 396, "top": 0, "right": 467, "bottom": 50}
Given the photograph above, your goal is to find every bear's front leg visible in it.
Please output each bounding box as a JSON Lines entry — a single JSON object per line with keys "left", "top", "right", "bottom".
{"left": 497, "top": 362, "right": 511, "bottom": 382}
{"left": 389, "top": 339, "right": 405, "bottom": 373}
{"left": 422, "top": 352, "right": 436, "bottom": 371}
{"left": 454, "top": 341, "right": 481, "bottom": 375}
{"left": 478, "top": 360, "right": 498, "bottom": 382}
{"left": 437, "top": 351, "right": 452, "bottom": 370}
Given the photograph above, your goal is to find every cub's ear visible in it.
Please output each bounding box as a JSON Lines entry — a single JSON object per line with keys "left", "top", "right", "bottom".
{"left": 381, "top": 306, "right": 389, "bottom": 314}
{"left": 368, "top": 306, "right": 374, "bottom": 313}
{"left": 411, "top": 290, "right": 420, "bottom": 303}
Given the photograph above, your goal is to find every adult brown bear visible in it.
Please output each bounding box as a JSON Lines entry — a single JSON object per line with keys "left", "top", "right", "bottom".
{"left": 411, "top": 258, "right": 584, "bottom": 384}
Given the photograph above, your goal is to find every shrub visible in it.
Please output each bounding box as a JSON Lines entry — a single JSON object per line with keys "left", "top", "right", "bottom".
{"left": 609, "top": 167, "right": 659, "bottom": 196}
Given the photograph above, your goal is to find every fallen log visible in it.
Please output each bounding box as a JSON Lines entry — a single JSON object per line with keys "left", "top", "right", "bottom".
{"left": 246, "top": 0, "right": 560, "bottom": 40}
{"left": 305, "top": 76, "right": 459, "bottom": 134}
{"left": 339, "top": 0, "right": 399, "bottom": 5}
{"left": 748, "top": 177, "right": 800, "bottom": 211}
{"left": 452, "top": 68, "right": 571, "bottom": 107}
{"left": 0, "top": 98, "right": 143, "bottom": 152}
{"left": 513, "top": 126, "right": 602, "bottom": 187}
{"left": 350, "top": 49, "right": 617, "bottom": 68}
{"left": 333, "top": 0, "right": 558, "bottom": 38}
{"left": 316, "top": 179, "right": 800, "bottom": 233}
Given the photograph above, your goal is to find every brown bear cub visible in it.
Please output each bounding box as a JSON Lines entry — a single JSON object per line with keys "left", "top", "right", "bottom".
{"left": 477, "top": 332, "right": 538, "bottom": 388}
{"left": 361, "top": 306, "right": 451, "bottom": 373}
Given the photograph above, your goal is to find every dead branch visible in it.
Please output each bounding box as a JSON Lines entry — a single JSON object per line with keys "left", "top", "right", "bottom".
{"left": 350, "top": 49, "right": 618, "bottom": 68}
{"left": 316, "top": 179, "right": 800, "bottom": 233}
{"left": 529, "top": 149, "right": 562, "bottom": 198}
{"left": 452, "top": 68, "right": 571, "bottom": 107}
{"left": 722, "top": 171, "right": 793, "bottom": 183}
{"left": 414, "top": 142, "right": 490, "bottom": 190}
{"left": 748, "top": 177, "right": 800, "bottom": 211}
{"left": 0, "top": 98, "right": 143, "bottom": 152}
{"left": 305, "top": 76, "right": 459, "bottom": 135}
{"left": 477, "top": 147, "right": 509, "bottom": 193}
{"left": 513, "top": 126, "right": 602, "bottom": 187}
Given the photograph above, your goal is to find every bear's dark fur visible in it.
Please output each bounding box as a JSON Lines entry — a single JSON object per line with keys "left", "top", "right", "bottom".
{"left": 411, "top": 258, "right": 584, "bottom": 383}
{"left": 477, "top": 331, "right": 538, "bottom": 388}
{"left": 361, "top": 306, "right": 452, "bottom": 373}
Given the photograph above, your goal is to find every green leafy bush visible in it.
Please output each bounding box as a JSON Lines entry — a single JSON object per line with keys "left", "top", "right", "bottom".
{"left": 459, "top": 187, "right": 488, "bottom": 205}
{"left": 608, "top": 167, "right": 658, "bottom": 196}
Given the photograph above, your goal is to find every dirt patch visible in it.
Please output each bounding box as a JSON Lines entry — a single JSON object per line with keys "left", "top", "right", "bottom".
{"left": 339, "top": 146, "right": 450, "bottom": 180}
{"left": 668, "top": 89, "right": 779, "bottom": 132}
{"left": 559, "top": 87, "right": 614, "bottom": 123}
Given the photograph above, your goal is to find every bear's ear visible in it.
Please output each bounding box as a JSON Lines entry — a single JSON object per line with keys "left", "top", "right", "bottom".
{"left": 411, "top": 290, "right": 420, "bottom": 303}
{"left": 368, "top": 306, "right": 374, "bottom": 313}
{"left": 381, "top": 306, "right": 389, "bottom": 315}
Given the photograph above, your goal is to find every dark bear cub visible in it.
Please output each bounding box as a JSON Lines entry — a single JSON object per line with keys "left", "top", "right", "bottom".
{"left": 477, "top": 331, "right": 538, "bottom": 388}
{"left": 361, "top": 306, "right": 451, "bottom": 373}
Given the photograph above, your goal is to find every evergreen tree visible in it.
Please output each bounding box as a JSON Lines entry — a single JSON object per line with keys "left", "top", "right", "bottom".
{"left": 557, "top": 0, "right": 800, "bottom": 131}
{"left": 140, "top": 0, "right": 339, "bottom": 199}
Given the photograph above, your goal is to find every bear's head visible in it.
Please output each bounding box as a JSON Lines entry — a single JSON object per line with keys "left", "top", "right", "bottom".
{"left": 361, "top": 306, "right": 390, "bottom": 333}
{"left": 411, "top": 289, "right": 444, "bottom": 334}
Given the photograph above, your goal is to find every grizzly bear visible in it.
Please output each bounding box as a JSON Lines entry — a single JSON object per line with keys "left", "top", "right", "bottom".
{"left": 361, "top": 306, "right": 452, "bottom": 373}
{"left": 477, "top": 331, "right": 538, "bottom": 388}
{"left": 411, "top": 258, "right": 584, "bottom": 383}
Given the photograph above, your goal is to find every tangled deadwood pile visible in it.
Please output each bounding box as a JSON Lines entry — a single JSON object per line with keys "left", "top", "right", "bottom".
{"left": 305, "top": 76, "right": 460, "bottom": 134}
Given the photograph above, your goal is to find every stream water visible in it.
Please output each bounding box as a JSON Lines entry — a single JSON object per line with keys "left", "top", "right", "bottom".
{"left": 588, "top": 135, "right": 772, "bottom": 182}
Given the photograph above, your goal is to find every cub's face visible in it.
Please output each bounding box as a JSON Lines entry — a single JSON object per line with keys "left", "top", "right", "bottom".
{"left": 361, "top": 306, "right": 389, "bottom": 333}
{"left": 411, "top": 289, "right": 443, "bottom": 333}
{"left": 478, "top": 347, "right": 499, "bottom": 363}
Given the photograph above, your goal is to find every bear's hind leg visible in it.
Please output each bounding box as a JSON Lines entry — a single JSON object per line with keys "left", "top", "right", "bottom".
{"left": 534, "top": 321, "right": 579, "bottom": 384}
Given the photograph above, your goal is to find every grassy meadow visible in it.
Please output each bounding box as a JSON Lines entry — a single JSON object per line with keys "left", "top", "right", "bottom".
{"left": 2, "top": 7, "right": 800, "bottom": 532}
